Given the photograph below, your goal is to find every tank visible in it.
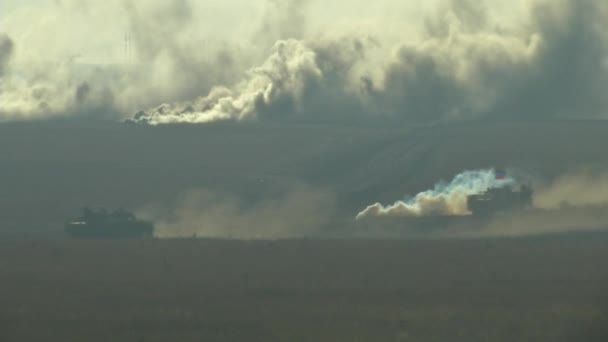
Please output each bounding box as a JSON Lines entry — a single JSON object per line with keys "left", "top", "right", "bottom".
{"left": 65, "top": 208, "right": 154, "bottom": 238}
{"left": 349, "top": 184, "right": 536, "bottom": 238}
{"left": 467, "top": 184, "right": 533, "bottom": 216}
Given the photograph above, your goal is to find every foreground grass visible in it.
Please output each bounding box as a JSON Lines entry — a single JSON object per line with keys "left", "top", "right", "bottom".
{"left": 1, "top": 237, "right": 607, "bottom": 341}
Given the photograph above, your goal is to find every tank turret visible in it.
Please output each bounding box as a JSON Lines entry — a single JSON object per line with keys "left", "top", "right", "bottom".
{"left": 65, "top": 207, "right": 154, "bottom": 238}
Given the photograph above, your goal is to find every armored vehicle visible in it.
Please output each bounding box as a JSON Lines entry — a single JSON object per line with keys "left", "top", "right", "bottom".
{"left": 65, "top": 208, "right": 154, "bottom": 238}
{"left": 467, "top": 184, "right": 533, "bottom": 216}
{"left": 350, "top": 184, "right": 536, "bottom": 238}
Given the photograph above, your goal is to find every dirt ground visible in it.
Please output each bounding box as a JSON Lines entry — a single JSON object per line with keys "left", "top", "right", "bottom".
{"left": 1, "top": 236, "right": 607, "bottom": 341}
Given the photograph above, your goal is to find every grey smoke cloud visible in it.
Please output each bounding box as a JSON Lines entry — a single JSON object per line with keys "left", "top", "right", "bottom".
{"left": 132, "top": 0, "right": 608, "bottom": 124}
{"left": 122, "top": 0, "right": 250, "bottom": 105}
{"left": 132, "top": 39, "right": 347, "bottom": 124}
{"left": 2, "top": 0, "right": 608, "bottom": 123}
{"left": 254, "top": 0, "right": 309, "bottom": 45}
{"left": 0, "top": 0, "right": 261, "bottom": 120}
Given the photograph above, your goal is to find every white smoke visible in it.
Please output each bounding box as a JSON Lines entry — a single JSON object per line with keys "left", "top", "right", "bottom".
{"left": 131, "top": 39, "right": 323, "bottom": 125}
{"left": 131, "top": 0, "right": 608, "bottom": 124}
{"left": 356, "top": 169, "right": 513, "bottom": 219}
{"left": 0, "top": 0, "right": 265, "bottom": 120}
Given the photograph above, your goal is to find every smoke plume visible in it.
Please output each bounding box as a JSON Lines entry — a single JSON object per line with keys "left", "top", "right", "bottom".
{"left": 137, "top": 185, "right": 336, "bottom": 239}
{"left": 131, "top": 39, "right": 324, "bottom": 124}
{"left": 356, "top": 169, "right": 513, "bottom": 219}
{"left": 131, "top": 0, "right": 608, "bottom": 124}
{"left": 356, "top": 167, "right": 608, "bottom": 238}
{"left": 2, "top": 0, "right": 608, "bottom": 123}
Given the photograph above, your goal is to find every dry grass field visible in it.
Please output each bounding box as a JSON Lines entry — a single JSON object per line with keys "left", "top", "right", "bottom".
{"left": 1, "top": 236, "right": 608, "bottom": 341}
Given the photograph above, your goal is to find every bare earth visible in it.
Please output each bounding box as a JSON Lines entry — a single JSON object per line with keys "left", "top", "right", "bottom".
{"left": 1, "top": 236, "right": 607, "bottom": 341}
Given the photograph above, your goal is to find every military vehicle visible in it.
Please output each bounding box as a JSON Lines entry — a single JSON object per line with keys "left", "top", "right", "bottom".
{"left": 349, "top": 184, "right": 536, "bottom": 238}
{"left": 467, "top": 184, "right": 533, "bottom": 217}
{"left": 65, "top": 208, "right": 154, "bottom": 238}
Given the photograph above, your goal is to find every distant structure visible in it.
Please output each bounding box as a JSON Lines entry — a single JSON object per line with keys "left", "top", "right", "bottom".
{"left": 467, "top": 184, "right": 533, "bottom": 216}
{"left": 65, "top": 207, "right": 154, "bottom": 238}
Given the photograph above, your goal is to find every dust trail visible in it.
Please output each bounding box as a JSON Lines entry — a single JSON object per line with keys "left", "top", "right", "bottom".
{"left": 534, "top": 169, "right": 608, "bottom": 210}
{"left": 137, "top": 185, "right": 336, "bottom": 239}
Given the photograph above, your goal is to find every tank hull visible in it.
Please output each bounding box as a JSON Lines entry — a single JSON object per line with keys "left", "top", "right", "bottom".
{"left": 65, "top": 221, "right": 154, "bottom": 239}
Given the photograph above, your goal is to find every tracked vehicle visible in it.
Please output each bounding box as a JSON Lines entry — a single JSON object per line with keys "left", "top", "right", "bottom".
{"left": 467, "top": 184, "right": 533, "bottom": 217}
{"left": 350, "top": 184, "right": 537, "bottom": 238}
{"left": 65, "top": 208, "right": 154, "bottom": 238}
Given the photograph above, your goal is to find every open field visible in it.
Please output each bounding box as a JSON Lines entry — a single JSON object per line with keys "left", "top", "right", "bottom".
{"left": 1, "top": 236, "right": 608, "bottom": 341}
{"left": 1, "top": 120, "right": 608, "bottom": 340}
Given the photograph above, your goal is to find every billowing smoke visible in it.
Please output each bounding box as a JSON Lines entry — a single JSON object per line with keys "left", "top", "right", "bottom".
{"left": 2, "top": 0, "right": 608, "bottom": 123}
{"left": 0, "top": 0, "right": 262, "bottom": 120}
{"left": 137, "top": 185, "right": 336, "bottom": 239}
{"left": 131, "top": 39, "right": 324, "bottom": 124}
{"left": 131, "top": 0, "right": 608, "bottom": 124}
{"left": 356, "top": 167, "right": 608, "bottom": 237}
{"left": 356, "top": 169, "right": 513, "bottom": 219}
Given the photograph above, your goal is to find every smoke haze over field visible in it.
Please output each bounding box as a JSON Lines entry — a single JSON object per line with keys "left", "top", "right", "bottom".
{"left": 2, "top": 119, "right": 608, "bottom": 239}
{"left": 138, "top": 185, "right": 336, "bottom": 239}
{"left": 139, "top": 167, "right": 608, "bottom": 239}
{"left": 2, "top": 0, "right": 608, "bottom": 123}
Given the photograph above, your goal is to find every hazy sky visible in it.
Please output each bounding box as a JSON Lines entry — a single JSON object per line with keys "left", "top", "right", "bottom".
{"left": 0, "top": 0, "right": 435, "bottom": 64}
{"left": 1, "top": 0, "right": 607, "bottom": 124}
